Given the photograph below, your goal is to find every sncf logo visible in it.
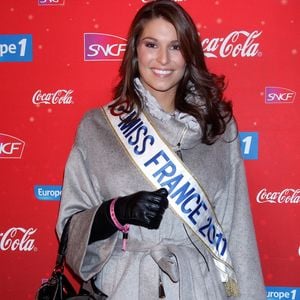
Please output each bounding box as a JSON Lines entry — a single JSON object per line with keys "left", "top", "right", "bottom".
{"left": 265, "top": 87, "right": 296, "bottom": 104}
{"left": 38, "top": 0, "right": 65, "bottom": 5}
{"left": 84, "top": 33, "right": 127, "bottom": 61}
{"left": 0, "top": 133, "right": 25, "bottom": 159}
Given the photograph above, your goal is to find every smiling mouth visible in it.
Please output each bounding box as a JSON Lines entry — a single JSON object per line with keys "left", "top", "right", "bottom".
{"left": 152, "top": 68, "right": 173, "bottom": 75}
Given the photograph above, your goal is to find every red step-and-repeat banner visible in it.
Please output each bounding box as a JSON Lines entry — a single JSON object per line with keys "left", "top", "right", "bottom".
{"left": 0, "top": 0, "right": 299, "bottom": 299}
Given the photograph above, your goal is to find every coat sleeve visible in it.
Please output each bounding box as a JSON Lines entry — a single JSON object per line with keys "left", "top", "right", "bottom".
{"left": 216, "top": 122, "right": 266, "bottom": 299}
{"left": 56, "top": 119, "right": 118, "bottom": 281}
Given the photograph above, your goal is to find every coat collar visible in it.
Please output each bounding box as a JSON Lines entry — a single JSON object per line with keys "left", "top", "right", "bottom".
{"left": 134, "top": 78, "right": 202, "bottom": 150}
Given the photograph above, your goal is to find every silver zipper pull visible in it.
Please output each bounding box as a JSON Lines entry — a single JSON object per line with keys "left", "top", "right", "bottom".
{"left": 175, "top": 144, "right": 183, "bottom": 161}
{"left": 159, "top": 275, "right": 166, "bottom": 298}
{"left": 174, "top": 126, "right": 187, "bottom": 161}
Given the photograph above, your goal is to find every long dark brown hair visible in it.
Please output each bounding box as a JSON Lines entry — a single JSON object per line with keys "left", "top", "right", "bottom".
{"left": 111, "top": 0, "right": 233, "bottom": 145}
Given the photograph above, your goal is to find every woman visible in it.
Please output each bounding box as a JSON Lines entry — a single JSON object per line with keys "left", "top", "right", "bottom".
{"left": 56, "top": 1, "right": 266, "bottom": 299}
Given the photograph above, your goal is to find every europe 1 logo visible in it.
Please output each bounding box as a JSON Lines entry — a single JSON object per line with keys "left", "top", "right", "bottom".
{"left": 0, "top": 34, "right": 32, "bottom": 62}
{"left": 239, "top": 132, "right": 259, "bottom": 160}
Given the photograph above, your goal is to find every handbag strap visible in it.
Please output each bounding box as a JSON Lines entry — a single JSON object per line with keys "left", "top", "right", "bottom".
{"left": 55, "top": 217, "right": 72, "bottom": 270}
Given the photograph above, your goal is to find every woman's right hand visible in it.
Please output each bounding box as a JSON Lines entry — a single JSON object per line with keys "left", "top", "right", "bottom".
{"left": 114, "top": 188, "right": 169, "bottom": 229}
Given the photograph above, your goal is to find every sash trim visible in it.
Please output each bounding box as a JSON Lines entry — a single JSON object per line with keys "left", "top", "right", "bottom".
{"left": 102, "top": 104, "right": 239, "bottom": 296}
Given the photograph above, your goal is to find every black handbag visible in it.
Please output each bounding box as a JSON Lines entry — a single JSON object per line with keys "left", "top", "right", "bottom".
{"left": 36, "top": 218, "right": 107, "bottom": 300}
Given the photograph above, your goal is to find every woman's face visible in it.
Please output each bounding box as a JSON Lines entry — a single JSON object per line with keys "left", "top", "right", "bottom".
{"left": 136, "top": 17, "right": 186, "bottom": 112}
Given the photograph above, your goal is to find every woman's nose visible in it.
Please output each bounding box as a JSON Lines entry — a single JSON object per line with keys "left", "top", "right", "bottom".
{"left": 157, "top": 47, "right": 169, "bottom": 65}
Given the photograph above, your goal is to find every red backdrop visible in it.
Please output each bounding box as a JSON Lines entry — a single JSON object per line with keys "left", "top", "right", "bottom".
{"left": 0, "top": 1, "right": 299, "bottom": 299}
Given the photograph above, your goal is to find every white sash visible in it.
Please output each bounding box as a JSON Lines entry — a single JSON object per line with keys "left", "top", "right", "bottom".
{"left": 103, "top": 104, "right": 239, "bottom": 296}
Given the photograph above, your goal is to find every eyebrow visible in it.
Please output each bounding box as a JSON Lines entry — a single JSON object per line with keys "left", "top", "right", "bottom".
{"left": 141, "top": 37, "right": 179, "bottom": 43}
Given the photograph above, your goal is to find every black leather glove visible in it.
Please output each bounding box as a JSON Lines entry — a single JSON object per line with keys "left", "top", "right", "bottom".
{"left": 89, "top": 188, "right": 168, "bottom": 244}
{"left": 114, "top": 188, "right": 169, "bottom": 229}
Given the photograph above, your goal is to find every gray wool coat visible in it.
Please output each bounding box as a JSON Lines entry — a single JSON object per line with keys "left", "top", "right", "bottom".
{"left": 56, "top": 99, "right": 266, "bottom": 299}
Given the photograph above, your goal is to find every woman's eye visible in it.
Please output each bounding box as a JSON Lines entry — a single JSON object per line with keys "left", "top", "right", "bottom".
{"left": 145, "top": 42, "right": 157, "bottom": 48}
{"left": 171, "top": 44, "right": 181, "bottom": 50}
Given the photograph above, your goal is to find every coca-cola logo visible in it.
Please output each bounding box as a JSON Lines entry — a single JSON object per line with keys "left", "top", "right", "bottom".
{"left": 32, "top": 89, "right": 74, "bottom": 105}
{"left": 202, "top": 30, "right": 262, "bottom": 58}
{"left": 0, "top": 227, "right": 37, "bottom": 251}
{"left": 256, "top": 188, "right": 300, "bottom": 204}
